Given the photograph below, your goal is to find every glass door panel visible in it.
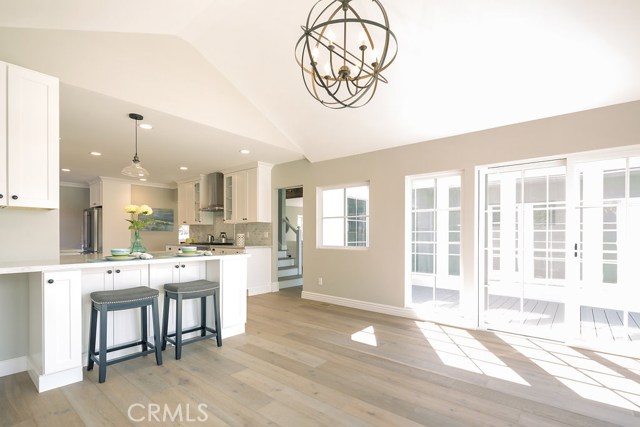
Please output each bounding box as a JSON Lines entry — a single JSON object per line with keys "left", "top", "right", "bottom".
{"left": 483, "top": 165, "right": 567, "bottom": 340}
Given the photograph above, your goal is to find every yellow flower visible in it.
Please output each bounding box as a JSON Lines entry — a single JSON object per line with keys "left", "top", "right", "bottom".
{"left": 138, "top": 204, "right": 153, "bottom": 215}
{"left": 124, "top": 204, "right": 139, "bottom": 214}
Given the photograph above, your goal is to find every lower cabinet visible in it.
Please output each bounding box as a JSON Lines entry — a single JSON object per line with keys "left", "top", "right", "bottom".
{"left": 148, "top": 261, "right": 206, "bottom": 340}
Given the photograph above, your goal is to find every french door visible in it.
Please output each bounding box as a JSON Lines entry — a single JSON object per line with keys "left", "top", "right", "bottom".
{"left": 481, "top": 162, "right": 568, "bottom": 341}
{"left": 480, "top": 152, "right": 640, "bottom": 347}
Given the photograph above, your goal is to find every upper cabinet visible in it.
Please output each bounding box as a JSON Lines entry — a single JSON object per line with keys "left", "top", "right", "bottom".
{"left": 89, "top": 179, "right": 102, "bottom": 207}
{"left": 177, "top": 176, "right": 213, "bottom": 225}
{"left": 0, "top": 61, "right": 59, "bottom": 209}
{"left": 223, "top": 162, "right": 272, "bottom": 223}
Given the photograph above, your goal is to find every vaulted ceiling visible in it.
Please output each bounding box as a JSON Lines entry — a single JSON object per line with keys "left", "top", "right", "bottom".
{"left": 1, "top": 0, "right": 639, "bottom": 185}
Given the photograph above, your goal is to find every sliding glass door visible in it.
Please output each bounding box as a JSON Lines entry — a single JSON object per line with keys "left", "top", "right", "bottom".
{"left": 481, "top": 163, "right": 568, "bottom": 340}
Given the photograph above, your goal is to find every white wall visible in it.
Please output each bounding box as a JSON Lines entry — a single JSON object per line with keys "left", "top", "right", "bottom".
{"left": 271, "top": 101, "right": 640, "bottom": 324}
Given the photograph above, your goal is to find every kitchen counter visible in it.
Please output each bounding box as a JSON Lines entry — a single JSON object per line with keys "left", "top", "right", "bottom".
{"left": 0, "top": 251, "right": 248, "bottom": 393}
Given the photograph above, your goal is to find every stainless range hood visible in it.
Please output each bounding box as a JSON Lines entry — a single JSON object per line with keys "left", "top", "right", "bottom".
{"left": 201, "top": 172, "right": 224, "bottom": 211}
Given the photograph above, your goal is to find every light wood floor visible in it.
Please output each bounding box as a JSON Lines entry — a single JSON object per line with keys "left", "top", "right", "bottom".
{"left": 2, "top": 287, "right": 640, "bottom": 426}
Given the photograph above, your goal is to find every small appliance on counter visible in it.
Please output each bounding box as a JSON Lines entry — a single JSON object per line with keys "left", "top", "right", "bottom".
{"left": 219, "top": 232, "right": 227, "bottom": 243}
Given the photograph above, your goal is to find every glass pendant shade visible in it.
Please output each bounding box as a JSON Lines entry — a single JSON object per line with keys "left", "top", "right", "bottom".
{"left": 121, "top": 113, "right": 149, "bottom": 178}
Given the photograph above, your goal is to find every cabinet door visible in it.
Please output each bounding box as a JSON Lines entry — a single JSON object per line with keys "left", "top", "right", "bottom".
{"left": 245, "top": 167, "right": 259, "bottom": 222}
{"left": 220, "top": 257, "right": 248, "bottom": 331}
{"left": 7, "top": 65, "right": 59, "bottom": 209}
{"left": 89, "top": 181, "right": 102, "bottom": 207}
{"left": 43, "top": 271, "right": 82, "bottom": 374}
{"left": 224, "top": 174, "right": 234, "bottom": 222}
{"left": 0, "top": 63, "right": 6, "bottom": 206}
{"left": 235, "top": 170, "right": 249, "bottom": 222}
{"left": 111, "top": 265, "right": 149, "bottom": 348}
{"left": 177, "top": 182, "right": 189, "bottom": 225}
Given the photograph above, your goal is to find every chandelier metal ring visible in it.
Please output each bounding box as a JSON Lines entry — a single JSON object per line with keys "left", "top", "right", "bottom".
{"left": 295, "top": 0, "right": 398, "bottom": 109}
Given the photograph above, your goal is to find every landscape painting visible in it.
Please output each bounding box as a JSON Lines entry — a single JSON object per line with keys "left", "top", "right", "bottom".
{"left": 140, "top": 208, "right": 174, "bottom": 232}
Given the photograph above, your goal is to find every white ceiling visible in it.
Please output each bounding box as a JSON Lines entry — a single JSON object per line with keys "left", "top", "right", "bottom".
{"left": 1, "top": 0, "right": 640, "bottom": 185}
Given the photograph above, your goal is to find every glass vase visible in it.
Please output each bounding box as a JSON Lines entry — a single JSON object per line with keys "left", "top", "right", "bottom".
{"left": 130, "top": 229, "right": 146, "bottom": 253}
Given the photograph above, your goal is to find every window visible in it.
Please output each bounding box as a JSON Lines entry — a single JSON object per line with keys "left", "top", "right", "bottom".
{"left": 320, "top": 184, "right": 369, "bottom": 247}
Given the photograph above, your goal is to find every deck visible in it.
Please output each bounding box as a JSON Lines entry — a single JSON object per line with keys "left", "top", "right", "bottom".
{"left": 411, "top": 286, "right": 640, "bottom": 342}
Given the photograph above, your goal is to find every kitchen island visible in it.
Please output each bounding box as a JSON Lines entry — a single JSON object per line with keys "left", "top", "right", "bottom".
{"left": 0, "top": 252, "right": 248, "bottom": 392}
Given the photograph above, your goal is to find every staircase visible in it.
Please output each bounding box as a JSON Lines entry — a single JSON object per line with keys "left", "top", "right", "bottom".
{"left": 278, "top": 249, "right": 301, "bottom": 280}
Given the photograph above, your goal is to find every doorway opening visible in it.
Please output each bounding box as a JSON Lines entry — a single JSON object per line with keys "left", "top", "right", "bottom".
{"left": 277, "top": 186, "right": 303, "bottom": 288}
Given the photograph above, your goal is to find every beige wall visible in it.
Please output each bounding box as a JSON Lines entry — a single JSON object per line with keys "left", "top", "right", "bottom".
{"left": 59, "top": 185, "right": 89, "bottom": 250}
{"left": 131, "top": 185, "right": 178, "bottom": 252}
{"left": 271, "top": 101, "right": 640, "bottom": 324}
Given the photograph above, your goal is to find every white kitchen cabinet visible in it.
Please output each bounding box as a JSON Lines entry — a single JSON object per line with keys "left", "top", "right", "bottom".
{"left": 148, "top": 261, "right": 206, "bottom": 340}
{"left": 80, "top": 264, "right": 149, "bottom": 359}
{"left": 223, "top": 162, "right": 272, "bottom": 223}
{"left": 206, "top": 257, "right": 247, "bottom": 335}
{"left": 89, "top": 179, "right": 102, "bottom": 207}
{"left": 0, "top": 61, "right": 59, "bottom": 209}
{"left": 28, "top": 270, "right": 83, "bottom": 392}
{"left": 245, "top": 247, "right": 273, "bottom": 296}
{"left": 178, "top": 177, "right": 213, "bottom": 225}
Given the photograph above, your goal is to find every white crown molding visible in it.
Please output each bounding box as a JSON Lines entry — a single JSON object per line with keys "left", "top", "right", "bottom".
{"left": 60, "top": 181, "right": 89, "bottom": 188}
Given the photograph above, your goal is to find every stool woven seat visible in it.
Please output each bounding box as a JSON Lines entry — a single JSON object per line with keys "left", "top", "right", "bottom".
{"left": 87, "top": 286, "right": 162, "bottom": 383}
{"left": 91, "top": 286, "right": 158, "bottom": 304}
{"left": 162, "top": 279, "right": 222, "bottom": 360}
{"left": 164, "top": 280, "right": 219, "bottom": 294}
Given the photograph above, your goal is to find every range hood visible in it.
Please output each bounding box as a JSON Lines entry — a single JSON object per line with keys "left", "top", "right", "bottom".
{"left": 201, "top": 172, "right": 224, "bottom": 211}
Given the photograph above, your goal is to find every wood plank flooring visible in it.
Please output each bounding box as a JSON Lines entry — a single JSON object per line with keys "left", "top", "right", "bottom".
{"left": 2, "top": 286, "right": 640, "bottom": 426}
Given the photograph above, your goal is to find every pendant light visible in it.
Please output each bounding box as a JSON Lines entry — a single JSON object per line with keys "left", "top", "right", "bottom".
{"left": 121, "top": 113, "right": 150, "bottom": 178}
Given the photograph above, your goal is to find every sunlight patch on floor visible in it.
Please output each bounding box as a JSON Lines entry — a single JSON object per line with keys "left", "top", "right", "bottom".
{"left": 351, "top": 326, "right": 378, "bottom": 347}
{"left": 415, "top": 321, "right": 530, "bottom": 386}
{"left": 498, "top": 333, "right": 640, "bottom": 411}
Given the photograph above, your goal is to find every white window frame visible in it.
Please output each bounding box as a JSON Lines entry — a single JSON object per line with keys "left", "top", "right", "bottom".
{"left": 317, "top": 182, "right": 370, "bottom": 249}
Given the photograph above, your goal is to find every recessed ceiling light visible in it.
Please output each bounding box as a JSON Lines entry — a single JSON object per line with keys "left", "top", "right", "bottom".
{"left": 61, "top": 168, "right": 71, "bottom": 172}
{"left": 90, "top": 152, "right": 102, "bottom": 156}
{"left": 239, "top": 149, "right": 250, "bottom": 154}
{"left": 179, "top": 166, "right": 188, "bottom": 171}
{"left": 139, "top": 123, "right": 153, "bottom": 130}
{"left": 139, "top": 178, "right": 147, "bottom": 182}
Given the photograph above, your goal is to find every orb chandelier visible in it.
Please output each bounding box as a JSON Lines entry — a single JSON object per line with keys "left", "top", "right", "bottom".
{"left": 295, "top": 0, "right": 398, "bottom": 109}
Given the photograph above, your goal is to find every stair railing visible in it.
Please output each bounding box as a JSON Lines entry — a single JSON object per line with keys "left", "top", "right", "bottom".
{"left": 283, "top": 216, "right": 303, "bottom": 275}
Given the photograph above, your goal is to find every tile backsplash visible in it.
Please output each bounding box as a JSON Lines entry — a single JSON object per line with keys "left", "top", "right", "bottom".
{"left": 188, "top": 213, "right": 272, "bottom": 246}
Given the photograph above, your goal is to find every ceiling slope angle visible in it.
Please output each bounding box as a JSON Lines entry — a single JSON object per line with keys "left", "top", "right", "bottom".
{"left": 0, "top": 26, "right": 302, "bottom": 156}
{"left": 180, "top": 0, "right": 640, "bottom": 163}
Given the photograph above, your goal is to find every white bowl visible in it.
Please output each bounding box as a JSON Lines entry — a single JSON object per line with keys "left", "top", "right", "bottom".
{"left": 181, "top": 246, "right": 197, "bottom": 253}
{"left": 111, "top": 248, "right": 131, "bottom": 256}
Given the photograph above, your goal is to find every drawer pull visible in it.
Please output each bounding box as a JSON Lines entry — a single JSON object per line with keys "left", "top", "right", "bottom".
{"left": 107, "top": 270, "right": 113, "bottom": 274}
{"left": 47, "top": 279, "right": 54, "bottom": 284}
{"left": 11, "top": 195, "right": 18, "bottom": 200}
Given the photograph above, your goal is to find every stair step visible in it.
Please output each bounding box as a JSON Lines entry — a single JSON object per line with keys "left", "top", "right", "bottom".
{"left": 278, "top": 258, "right": 295, "bottom": 267}
{"left": 278, "top": 266, "right": 299, "bottom": 277}
{"left": 278, "top": 250, "right": 288, "bottom": 258}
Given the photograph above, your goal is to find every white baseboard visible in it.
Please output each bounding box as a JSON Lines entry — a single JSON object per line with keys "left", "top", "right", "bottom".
{"left": 28, "top": 366, "right": 83, "bottom": 393}
{"left": 0, "top": 356, "right": 29, "bottom": 378}
{"left": 302, "top": 291, "right": 413, "bottom": 318}
{"left": 300, "top": 291, "right": 472, "bottom": 329}
{"left": 248, "top": 285, "right": 272, "bottom": 296}
{"left": 222, "top": 324, "right": 245, "bottom": 339}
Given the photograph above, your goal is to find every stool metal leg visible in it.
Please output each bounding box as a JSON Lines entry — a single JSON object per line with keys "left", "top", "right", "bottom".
{"left": 161, "top": 291, "right": 170, "bottom": 351}
{"left": 200, "top": 296, "right": 207, "bottom": 337}
{"left": 151, "top": 298, "right": 163, "bottom": 366}
{"left": 141, "top": 305, "right": 148, "bottom": 352}
{"left": 175, "top": 293, "right": 183, "bottom": 360}
{"left": 98, "top": 304, "right": 108, "bottom": 383}
{"left": 213, "top": 290, "right": 222, "bottom": 347}
{"left": 88, "top": 304, "right": 97, "bottom": 370}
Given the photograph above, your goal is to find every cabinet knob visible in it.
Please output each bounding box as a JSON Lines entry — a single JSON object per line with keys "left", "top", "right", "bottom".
{"left": 174, "top": 265, "right": 180, "bottom": 269}
{"left": 47, "top": 279, "right": 54, "bottom": 284}
{"left": 107, "top": 269, "right": 113, "bottom": 274}
{"left": 181, "top": 264, "right": 186, "bottom": 268}
{"left": 115, "top": 269, "right": 121, "bottom": 274}
{"left": 11, "top": 195, "right": 18, "bottom": 200}
{"left": 0, "top": 194, "right": 3, "bottom": 199}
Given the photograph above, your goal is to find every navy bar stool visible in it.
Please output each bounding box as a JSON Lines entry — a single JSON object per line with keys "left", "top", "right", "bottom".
{"left": 87, "top": 286, "right": 162, "bottom": 383}
{"left": 161, "top": 279, "right": 222, "bottom": 360}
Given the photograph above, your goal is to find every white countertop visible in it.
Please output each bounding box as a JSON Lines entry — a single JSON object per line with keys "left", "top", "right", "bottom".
{"left": 0, "top": 251, "right": 249, "bottom": 275}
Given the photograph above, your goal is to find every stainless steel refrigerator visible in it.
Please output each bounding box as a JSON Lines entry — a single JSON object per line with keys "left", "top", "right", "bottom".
{"left": 82, "top": 207, "right": 102, "bottom": 254}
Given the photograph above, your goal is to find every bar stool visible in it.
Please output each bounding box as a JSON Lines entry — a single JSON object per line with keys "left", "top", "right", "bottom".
{"left": 161, "top": 279, "right": 222, "bottom": 360}
{"left": 87, "top": 286, "right": 163, "bottom": 383}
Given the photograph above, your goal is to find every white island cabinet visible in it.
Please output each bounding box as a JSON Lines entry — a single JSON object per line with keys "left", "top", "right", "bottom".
{"left": 0, "top": 253, "right": 248, "bottom": 393}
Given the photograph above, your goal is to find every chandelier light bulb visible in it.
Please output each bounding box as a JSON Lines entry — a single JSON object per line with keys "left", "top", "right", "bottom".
{"left": 311, "top": 47, "right": 320, "bottom": 61}
{"left": 323, "top": 63, "right": 332, "bottom": 77}
{"left": 326, "top": 29, "right": 337, "bottom": 45}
